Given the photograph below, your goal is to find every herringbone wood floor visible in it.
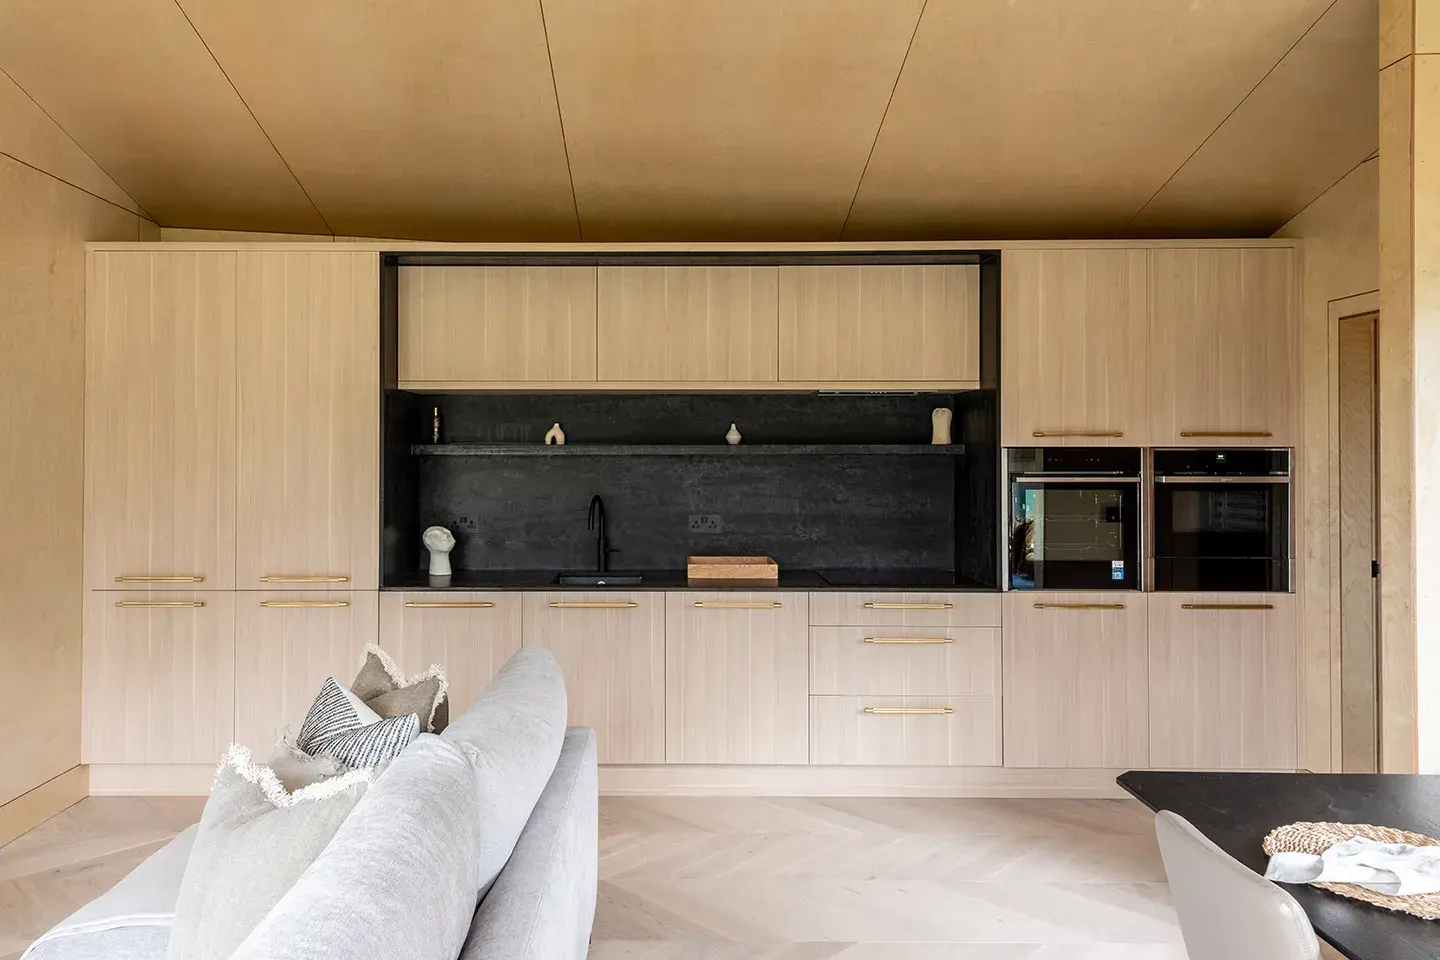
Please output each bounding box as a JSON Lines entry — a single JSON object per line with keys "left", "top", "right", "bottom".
{"left": 0, "top": 796, "right": 1184, "bottom": 959}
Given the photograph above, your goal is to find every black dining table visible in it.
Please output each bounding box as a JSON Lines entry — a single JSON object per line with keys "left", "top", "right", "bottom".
{"left": 1118, "top": 771, "right": 1440, "bottom": 960}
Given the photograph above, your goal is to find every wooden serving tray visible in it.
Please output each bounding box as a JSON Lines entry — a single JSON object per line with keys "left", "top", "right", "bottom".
{"left": 687, "top": 555, "right": 779, "bottom": 583}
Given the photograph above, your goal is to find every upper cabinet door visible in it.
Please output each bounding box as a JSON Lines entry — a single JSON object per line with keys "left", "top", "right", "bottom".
{"left": 1149, "top": 248, "right": 1297, "bottom": 446}
{"left": 86, "top": 251, "right": 237, "bottom": 590}
{"left": 398, "top": 266, "right": 597, "bottom": 384}
{"left": 597, "top": 266, "right": 778, "bottom": 382}
{"left": 778, "top": 265, "right": 979, "bottom": 383}
{"left": 1001, "top": 250, "right": 1149, "bottom": 446}
{"left": 236, "top": 252, "right": 380, "bottom": 590}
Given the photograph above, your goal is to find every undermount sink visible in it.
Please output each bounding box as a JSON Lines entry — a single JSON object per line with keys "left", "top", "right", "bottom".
{"left": 554, "top": 572, "right": 643, "bottom": 586}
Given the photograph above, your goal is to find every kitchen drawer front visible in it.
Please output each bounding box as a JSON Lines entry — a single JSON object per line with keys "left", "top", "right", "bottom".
{"left": 808, "top": 592, "right": 1001, "bottom": 628}
{"left": 810, "top": 626, "right": 1000, "bottom": 697}
{"left": 809, "top": 696, "right": 1001, "bottom": 766}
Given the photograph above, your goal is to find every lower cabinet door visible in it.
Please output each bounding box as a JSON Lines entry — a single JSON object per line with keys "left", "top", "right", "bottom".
{"left": 84, "top": 591, "right": 236, "bottom": 764}
{"left": 810, "top": 696, "right": 1001, "bottom": 766}
{"left": 664, "top": 593, "right": 810, "bottom": 764}
{"left": 377, "top": 592, "right": 522, "bottom": 718}
{"left": 1148, "top": 593, "right": 1298, "bottom": 770}
{"left": 521, "top": 592, "right": 665, "bottom": 764}
{"left": 1002, "top": 593, "right": 1150, "bottom": 768}
{"left": 234, "top": 592, "right": 378, "bottom": 755}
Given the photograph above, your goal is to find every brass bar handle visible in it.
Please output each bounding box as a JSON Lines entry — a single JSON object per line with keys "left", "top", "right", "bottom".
{"left": 114, "top": 575, "right": 205, "bottom": 583}
{"left": 548, "top": 601, "right": 638, "bottom": 609}
{"left": 1179, "top": 430, "right": 1273, "bottom": 438}
{"left": 1182, "top": 603, "right": 1275, "bottom": 611}
{"left": 862, "top": 602, "right": 953, "bottom": 610}
{"left": 862, "top": 706, "right": 955, "bottom": 716}
{"left": 404, "top": 601, "right": 496, "bottom": 609}
{"left": 1031, "top": 430, "right": 1123, "bottom": 438}
{"left": 1033, "top": 602, "right": 1126, "bottom": 610}
{"left": 114, "top": 600, "right": 205, "bottom": 608}
{"left": 259, "top": 575, "right": 350, "bottom": 583}
{"left": 864, "top": 636, "right": 953, "bottom": 645}
{"left": 260, "top": 600, "right": 350, "bottom": 608}
{"left": 692, "top": 601, "right": 783, "bottom": 609}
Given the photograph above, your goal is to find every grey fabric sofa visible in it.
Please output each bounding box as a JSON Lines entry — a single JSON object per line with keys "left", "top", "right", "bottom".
{"left": 23, "top": 648, "right": 598, "bottom": 960}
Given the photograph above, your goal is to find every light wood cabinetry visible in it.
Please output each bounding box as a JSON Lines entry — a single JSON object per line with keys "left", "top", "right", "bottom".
{"left": 377, "top": 592, "right": 522, "bottom": 719}
{"left": 778, "top": 265, "right": 980, "bottom": 383}
{"left": 1001, "top": 249, "right": 1149, "bottom": 446}
{"left": 1002, "top": 593, "right": 1149, "bottom": 769}
{"left": 398, "top": 266, "right": 597, "bottom": 384}
{"left": 521, "top": 592, "right": 665, "bottom": 764}
{"left": 233, "top": 591, "right": 378, "bottom": 754}
{"left": 236, "top": 252, "right": 380, "bottom": 590}
{"left": 810, "top": 696, "right": 1001, "bottom": 766}
{"left": 1148, "top": 247, "right": 1297, "bottom": 446}
{"left": 82, "top": 591, "right": 236, "bottom": 763}
{"left": 598, "top": 266, "right": 778, "bottom": 382}
{"left": 664, "top": 592, "right": 809, "bottom": 764}
{"left": 808, "top": 592, "right": 1002, "bottom": 629}
{"left": 809, "top": 626, "right": 999, "bottom": 697}
{"left": 1148, "top": 594, "right": 1298, "bottom": 771}
{"left": 85, "top": 251, "right": 237, "bottom": 590}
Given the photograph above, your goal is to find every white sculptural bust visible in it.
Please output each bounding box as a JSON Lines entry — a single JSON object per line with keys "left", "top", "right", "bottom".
{"left": 422, "top": 525, "right": 456, "bottom": 577}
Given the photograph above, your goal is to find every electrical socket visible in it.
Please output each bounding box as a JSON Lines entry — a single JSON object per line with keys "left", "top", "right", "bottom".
{"left": 688, "top": 514, "right": 723, "bottom": 533}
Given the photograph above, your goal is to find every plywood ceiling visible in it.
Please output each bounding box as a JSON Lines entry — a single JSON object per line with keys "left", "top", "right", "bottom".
{"left": 0, "top": 0, "right": 1379, "bottom": 241}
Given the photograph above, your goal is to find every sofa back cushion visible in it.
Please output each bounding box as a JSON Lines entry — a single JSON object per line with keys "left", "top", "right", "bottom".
{"left": 441, "top": 645, "right": 567, "bottom": 896}
{"left": 231, "top": 735, "right": 483, "bottom": 960}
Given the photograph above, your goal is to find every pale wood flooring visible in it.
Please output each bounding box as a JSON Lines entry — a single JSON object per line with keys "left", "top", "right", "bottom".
{"left": 0, "top": 796, "right": 1184, "bottom": 959}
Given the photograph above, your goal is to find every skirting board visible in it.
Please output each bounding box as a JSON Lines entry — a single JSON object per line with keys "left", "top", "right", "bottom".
{"left": 0, "top": 765, "right": 88, "bottom": 845}
{"left": 90, "top": 763, "right": 1128, "bottom": 799}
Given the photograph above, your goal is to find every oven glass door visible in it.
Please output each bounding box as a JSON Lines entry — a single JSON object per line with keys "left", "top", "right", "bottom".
{"left": 1008, "top": 479, "right": 1139, "bottom": 590}
{"left": 1152, "top": 480, "right": 1290, "bottom": 591}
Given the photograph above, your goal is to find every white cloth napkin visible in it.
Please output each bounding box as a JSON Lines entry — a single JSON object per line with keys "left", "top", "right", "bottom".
{"left": 1266, "top": 835, "right": 1440, "bottom": 895}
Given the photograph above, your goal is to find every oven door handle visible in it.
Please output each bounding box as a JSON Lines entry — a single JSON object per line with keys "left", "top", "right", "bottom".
{"left": 1154, "top": 476, "right": 1290, "bottom": 484}
{"left": 1013, "top": 475, "right": 1141, "bottom": 484}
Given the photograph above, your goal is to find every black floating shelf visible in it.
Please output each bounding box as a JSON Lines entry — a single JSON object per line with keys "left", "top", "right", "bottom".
{"left": 410, "top": 443, "right": 964, "bottom": 457}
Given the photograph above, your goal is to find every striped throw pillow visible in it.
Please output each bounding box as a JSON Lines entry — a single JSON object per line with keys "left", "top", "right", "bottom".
{"left": 296, "top": 677, "right": 419, "bottom": 768}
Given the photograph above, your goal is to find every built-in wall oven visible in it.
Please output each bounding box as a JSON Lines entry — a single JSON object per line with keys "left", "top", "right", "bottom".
{"left": 1151, "top": 448, "right": 1291, "bottom": 592}
{"left": 1005, "top": 448, "right": 1141, "bottom": 590}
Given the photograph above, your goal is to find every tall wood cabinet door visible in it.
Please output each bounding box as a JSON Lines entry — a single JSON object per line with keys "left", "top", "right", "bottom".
{"left": 236, "top": 252, "right": 380, "bottom": 590}
{"left": 597, "top": 266, "right": 778, "bottom": 382}
{"left": 1149, "top": 248, "right": 1297, "bottom": 446}
{"left": 83, "top": 592, "right": 236, "bottom": 763}
{"left": 1002, "top": 593, "right": 1149, "bottom": 768}
{"left": 86, "top": 251, "right": 237, "bottom": 589}
{"left": 398, "top": 266, "right": 597, "bottom": 384}
{"left": 778, "top": 265, "right": 979, "bottom": 383}
{"left": 521, "top": 593, "right": 665, "bottom": 764}
{"left": 664, "top": 593, "right": 809, "bottom": 764}
{"left": 377, "top": 592, "right": 522, "bottom": 718}
{"left": 1000, "top": 249, "right": 1149, "bottom": 446}
{"left": 1148, "top": 594, "right": 1298, "bottom": 770}
{"left": 233, "top": 592, "right": 379, "bottom": 754}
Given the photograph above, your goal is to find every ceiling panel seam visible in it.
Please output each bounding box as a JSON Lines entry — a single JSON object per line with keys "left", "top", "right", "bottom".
{"left": 837, "top": 0, "right": 929, "bottom": 241}
{"left": 536, "top": 0, "right": 584, "bottom": 241}
{"left": 0, "top": 146, "right": 157, "bottom": 224}
{"left": 169, "top": 0, "right": 334, "bottom": 235}
{"left": 1115, "top": 0, "right": 1342, "bottom": 237}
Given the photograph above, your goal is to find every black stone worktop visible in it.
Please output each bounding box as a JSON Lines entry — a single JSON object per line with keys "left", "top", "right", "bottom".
{"left": 382, "top": 568, "right": 996, "bottom": 592}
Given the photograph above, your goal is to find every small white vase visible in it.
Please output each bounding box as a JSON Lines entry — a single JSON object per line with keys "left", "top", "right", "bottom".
{"left": 544, "top": 422, "right": 565, "bottom": 445}
{"left": 931, "top": 408, "right": 953, "bottom": 445}
{"left": 726, "top": 423, "right": 742, "bottom": 445}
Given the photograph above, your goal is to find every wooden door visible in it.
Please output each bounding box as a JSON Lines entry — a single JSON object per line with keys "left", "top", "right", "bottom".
{"left": 1149, "top": 248, "right": 1297, "bottom": 446}
{"left": 236, "top": 252, "right": 380, "bottom": 589}
{"left": 1338, "top": 313, "right": 1379, "bottom": 772}
{"left": 521, "top": 593, "right": 665, "bottom": 763}
{"left": 1001, "top": 249, "right": 1148, "bottom": 446}
{"left": 1148, "top": 594, "right": 1298, "bottom": 770}
{"left": 233, "top": 592, "right": 379, "bottom": 754}
{"left": 377, "top": 592, "right": 522, "bottom": 718}
{"left": 83, "top": 591, "right": 236, "bottom": 763}
{"left": 597, "top": 266, "right": 777, "bottom": 382}
{"left": 85, "top": 251, "right": 237, "bottom": 590}
{"left": 778, "top": 265, "right": 979, "bottom": 383}
{"left": 398, "top": 266, "right": 596, "bottom": 384}
{"left": 664, "top": 592, "right": 809, "bottom": 764}
{"left": 1002, "top": 593, "right": 1149, "bottom": 768}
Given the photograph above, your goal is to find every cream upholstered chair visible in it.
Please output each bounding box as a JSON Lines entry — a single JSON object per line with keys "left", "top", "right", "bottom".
{"left": 1155, "top": 810, "right": 1321, "bottom": 960}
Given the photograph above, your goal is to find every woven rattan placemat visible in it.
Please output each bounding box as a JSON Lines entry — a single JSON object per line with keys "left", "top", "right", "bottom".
{"left": 1262, "top": 821, "right": 1440, "bottom": 919}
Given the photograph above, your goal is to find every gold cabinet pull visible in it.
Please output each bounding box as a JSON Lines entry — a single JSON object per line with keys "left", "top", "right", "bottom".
{"left": 1181, "top": 603, "right": 1274, "bottom": 611}
{"left": 114, "top": 575, "right": 205, "bottom": 583}
{"left": 114, "top": 600, "right": 205, "bottom": 608}
{"left": 692, "top": 601, "right": 783, "bottom": 609}
{"left": 404, "top": 601, "right": 496, "bottom": 609}
{"left": 862, "top": 601, "right": 953, "bottom": 610}
{"left": 864, "top": 636, "right": 953, "bottom": 644}
{"left": 1179, "top": 430, "right": 1273, "bottom": 438}
{"left": 1031, "top": 430, "right": 1123, "bottom": 439}
{"left": 260, "top": 600, "right": 350, "bottom": 608}
{"left": 1033, "top": 602, "right": 1126, "bottom": 610}
{"left": 862, "top": 706, "right": 955, "bottom": 716}
{"left": 259, "top": 575, "right": 350, "bottom": 583}
{"left": 548, "top": 601, "right": 638, "bottom": 609}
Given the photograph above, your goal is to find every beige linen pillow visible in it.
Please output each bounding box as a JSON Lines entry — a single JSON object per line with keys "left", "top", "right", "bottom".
{"left": 352, "top": 644, "right": 449, "bottom": 733}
